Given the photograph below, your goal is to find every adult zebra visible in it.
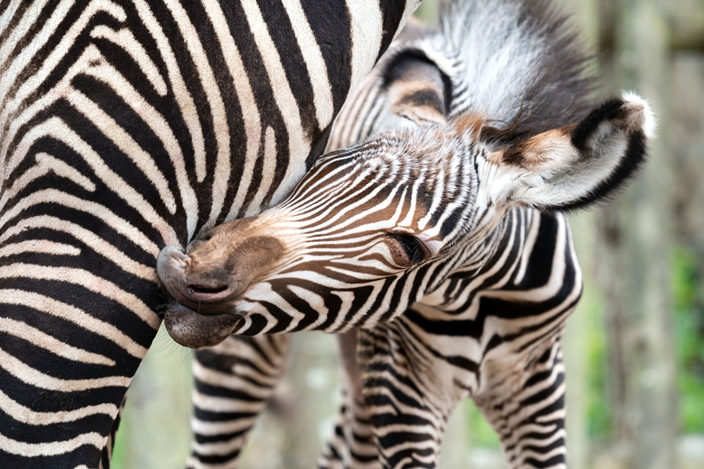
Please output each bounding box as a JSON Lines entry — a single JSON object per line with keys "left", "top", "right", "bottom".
{"left": 158, "top": 0, "right": 654, "bottom": 467}
{"left": 0, "top": 0, "right": 420, "bottom": 467}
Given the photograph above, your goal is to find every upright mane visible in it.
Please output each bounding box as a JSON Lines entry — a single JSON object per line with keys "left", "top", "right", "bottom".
{"left": 424, "top": 0, "right": 594, "bottom": 143}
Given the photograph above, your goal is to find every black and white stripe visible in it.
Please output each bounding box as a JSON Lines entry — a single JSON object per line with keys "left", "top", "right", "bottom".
{"left": 0, "top": 1, "right": 418, "bottom": 467}
{"left": 158, "top": 1, "right": 653, "bottom": 468}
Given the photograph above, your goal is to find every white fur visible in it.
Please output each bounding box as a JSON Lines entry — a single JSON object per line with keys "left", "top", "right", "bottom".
{"left": 621, "top": 91, "right": 657, "bottom": 139}
{"left": 430, "top": 0, "right": 555, "bottom": 123}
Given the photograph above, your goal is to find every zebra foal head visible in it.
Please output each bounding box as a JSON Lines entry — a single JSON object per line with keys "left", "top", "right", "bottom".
{"left": 157, "top": 0, "right": 655, "bottom": 347}
{"left": 158, "top": 91, "right": 654, "bottom": 346}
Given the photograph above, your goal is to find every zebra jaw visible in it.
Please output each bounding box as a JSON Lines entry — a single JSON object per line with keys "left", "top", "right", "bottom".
{"left": 157, "top": 218, "right": 285, "bottom": 347}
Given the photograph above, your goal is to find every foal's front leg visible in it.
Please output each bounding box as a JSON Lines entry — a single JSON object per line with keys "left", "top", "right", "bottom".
{"left": 473, "top": 337, "right": 568, "bottom": 469}
{"left": 357, "top": 322, "right": 465, "bottom": 469}
{"left": 355, "top": 315, "right": 570, "bottom": 469}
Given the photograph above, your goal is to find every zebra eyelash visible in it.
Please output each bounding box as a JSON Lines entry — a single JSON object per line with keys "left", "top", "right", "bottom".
{"left": 387, "top": 232, "right": 428, "bottom": 265}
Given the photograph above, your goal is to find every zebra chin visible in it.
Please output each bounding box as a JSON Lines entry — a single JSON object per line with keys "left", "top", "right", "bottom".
{"left": 163, "top": 301, "right": 244, "bottom": 348}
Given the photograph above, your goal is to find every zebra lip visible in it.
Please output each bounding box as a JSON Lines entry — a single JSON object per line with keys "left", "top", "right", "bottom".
{"left": 163, "top": 301, "right": 243, "bottom": 349}
{"left": 184, "top": 283, "right": 235, "bottom": 304}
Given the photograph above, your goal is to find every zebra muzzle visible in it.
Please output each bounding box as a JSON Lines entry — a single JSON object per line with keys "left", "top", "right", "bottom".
{"left": 156, "top": 246, "right": 245, "bottom": 347}
{"left": 163, "top": 301, "right": 243, "bottom": 349}
{"left": 157, "top": 246, "right": 237, "bottom": 311}
{"left": 156, "top": 227, "right": 285, "bottom": 347}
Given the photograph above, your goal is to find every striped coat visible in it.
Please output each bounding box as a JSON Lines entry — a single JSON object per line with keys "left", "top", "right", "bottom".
{"left": 0, "top": 1, "right": 419, "bottom": 467}
{"left": 158, "top": 1, "right": 653, "bottom": 468}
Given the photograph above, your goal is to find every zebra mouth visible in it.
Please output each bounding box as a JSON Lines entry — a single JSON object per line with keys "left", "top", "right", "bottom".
{"left": 157, "top": 246, "right": 238, "bottom": 313}
{"left": 163, "top": 301, "right": 243, "bottom": 349}
{"left": 157, "top": 246, "right": 247, "bottom": 347}
{"left": 185, "top": 283, "right": 233, "bottom": 303}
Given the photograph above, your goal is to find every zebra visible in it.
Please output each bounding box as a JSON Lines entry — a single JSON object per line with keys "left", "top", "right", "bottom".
{"left": 157, "top": 0, "right": 654, "bottom": 467}
{"left": 0, "top": 0, "right": 420, "bottom": 467}
{"left": 181, "top": 19, "right": 438, "bottom": 468}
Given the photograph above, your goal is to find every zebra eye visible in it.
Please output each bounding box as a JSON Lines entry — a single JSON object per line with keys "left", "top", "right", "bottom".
{"left": 386, "top": 233, "right": 428, "bottom": 267}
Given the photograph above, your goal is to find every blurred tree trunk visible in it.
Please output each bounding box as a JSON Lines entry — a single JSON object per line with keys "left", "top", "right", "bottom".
{"left": 563, "top": 215, "right": 595, "bottom": 469}
{"left": 597, "top": 1, "right": 679, "bottom": 468}
{"left": 598, "top": 0, "right": 704, "bottom": 52}
{"left": 671, "top": 53, "right": 704, "bottom": 332}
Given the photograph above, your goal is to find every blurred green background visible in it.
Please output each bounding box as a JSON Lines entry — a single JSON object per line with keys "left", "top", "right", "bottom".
{"left": 113, "top": 0, "right": 704, "bottom": 467}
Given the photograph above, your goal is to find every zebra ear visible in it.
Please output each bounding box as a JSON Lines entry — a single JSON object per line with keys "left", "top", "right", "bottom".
{"left": 377, "top": 52, "right": 449, "bottom": 131}
{"left": 489, "top": 92, "right": 655, "bottom": 211}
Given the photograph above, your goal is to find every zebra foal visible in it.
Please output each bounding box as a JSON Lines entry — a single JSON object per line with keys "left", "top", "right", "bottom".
{"left": 159, "top": 0, "right": 654, "bottom": 467}
{"left": 0, "top": 0, "right": 419, "bottom": 467}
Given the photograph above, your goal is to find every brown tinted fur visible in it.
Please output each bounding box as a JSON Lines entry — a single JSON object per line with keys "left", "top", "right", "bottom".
{"left": 188, "top": 220, "right": 286, "bottom": 291}
{"left": 499, "top": 124, "right": 575, "bottom": 168}
{"left": 387, "top": 56, "right": 447, "bottom": 125}
{"left": 452, "top": 113, "right": 486, "bottom": 138}
{"left": 390, "top": 82, "right": 446, "bottom": 124}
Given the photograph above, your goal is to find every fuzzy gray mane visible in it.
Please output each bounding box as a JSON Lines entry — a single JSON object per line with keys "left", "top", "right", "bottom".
{"left": 433, "top": 0, "right": 594, "bottom": 143}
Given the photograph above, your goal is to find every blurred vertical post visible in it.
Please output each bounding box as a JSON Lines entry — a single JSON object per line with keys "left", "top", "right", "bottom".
{"left": 560, "top": 0, "right": 600, "bottom": 468}
{"left": 602, "top": 0, "right": 679, "bottom": 468}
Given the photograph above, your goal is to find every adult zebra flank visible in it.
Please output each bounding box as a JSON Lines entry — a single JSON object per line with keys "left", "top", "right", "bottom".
{"left": 158, "top": 0, "right": 655, "bottom": 468}
{"left": 0, "top": 0, "right": 421, "bottom": 467}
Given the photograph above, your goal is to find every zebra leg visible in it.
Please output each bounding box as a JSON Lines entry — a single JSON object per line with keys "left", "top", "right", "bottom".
{"left": 473, "top": 337, "right": 567, "bottom": 469}
{"left": 357, "top": 325, "right": 463, "bottom": 469}
{"left": 187, "top": 334, "right": 290, "bottom": 469}
{"left": 319, "top": 331, "right": 380, "bottom": 469}
{"left": 98, "top": 395, "right": 127, "bottom": 469}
